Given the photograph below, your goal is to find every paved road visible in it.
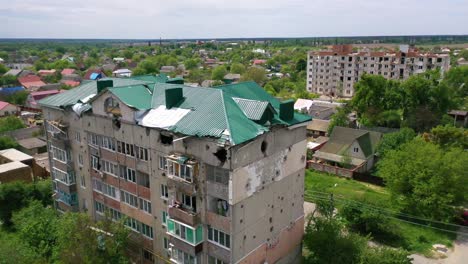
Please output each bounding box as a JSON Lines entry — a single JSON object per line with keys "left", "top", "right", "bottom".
{"left": 411, "top": 234, "right": 468, "bottom": 264}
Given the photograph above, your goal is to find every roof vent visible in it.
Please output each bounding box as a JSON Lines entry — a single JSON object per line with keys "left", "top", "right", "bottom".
{"left": 97, "top": 80, "right": 113, "bottom": 94}
{"left": 165, "top": 87, "right": 183, "bottom": 109}
{"left": 279, "top": 99, "right": 294, "bottom": 121}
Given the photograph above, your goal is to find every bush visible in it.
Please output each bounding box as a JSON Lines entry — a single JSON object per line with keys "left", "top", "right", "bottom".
{"left": 340, "top": 202, "right": 404, "bottom": 246}
{"left": 360, "top": 247, "right": 412, "bottom": 264}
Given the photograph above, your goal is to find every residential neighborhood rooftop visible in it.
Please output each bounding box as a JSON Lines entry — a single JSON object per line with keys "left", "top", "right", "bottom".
{"left": 39, "top": 77, "right": 311, "bottom": 146}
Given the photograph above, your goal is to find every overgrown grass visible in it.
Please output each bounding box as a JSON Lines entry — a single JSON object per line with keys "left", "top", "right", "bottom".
{"left": 304, "top": 170, "right": 457, "bottom": 256}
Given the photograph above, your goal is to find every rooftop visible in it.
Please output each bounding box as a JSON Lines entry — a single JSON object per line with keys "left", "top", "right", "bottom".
{"left": 0, "top": 161, "right": 29, "bottom": 174}
{"left": 0, "top": 148, "right": 34, "bottom": 162}
{"left": 17, "top": 138, "right": 47, "bottom": 150}
{"left": 39, "top": 77, "right": 311, "bottom": 146}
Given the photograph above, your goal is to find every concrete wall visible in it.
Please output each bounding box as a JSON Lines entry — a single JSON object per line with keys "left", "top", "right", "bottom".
{"left": 0, "top": 126, "right": 42, "bottom": 140}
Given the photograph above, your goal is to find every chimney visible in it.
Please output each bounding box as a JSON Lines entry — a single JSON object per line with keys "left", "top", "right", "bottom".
{"left": 97, "top": 80, "right": 113, "bottom": 94}
{"left": 165, "top": 87, "right": 183, "bottom": 109}
{"left": 279, "top": 99, "right": 294, "bottom": 121}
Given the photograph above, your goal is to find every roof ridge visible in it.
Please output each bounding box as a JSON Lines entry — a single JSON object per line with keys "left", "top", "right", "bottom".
{"left": 219, "top": 89, "right": 233, "bottom": 143}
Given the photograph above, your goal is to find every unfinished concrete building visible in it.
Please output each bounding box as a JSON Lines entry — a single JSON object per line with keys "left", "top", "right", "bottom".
{"left": 307, "top": 44, "right": 450, "bottom": 97}
{"left": 39, "top": 77, "right": 310, "bottom": 264}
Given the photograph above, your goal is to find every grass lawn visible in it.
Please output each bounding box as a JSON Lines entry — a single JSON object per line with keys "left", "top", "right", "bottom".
{"left": 304, "top": 170, "right": 457, "bottom": 256}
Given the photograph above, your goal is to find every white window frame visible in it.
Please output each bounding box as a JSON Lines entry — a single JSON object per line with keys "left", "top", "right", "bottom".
{"left": 80, "top": 174, "right": 86, "bottom": 189}
{"left": 167, "top": 160, "right": 193, "bottom": 183}
{"left": 75, "top": 131, "right": 81, "bottom": 142}
{"left": 101, "top": 136, "right": 116, "bottom": 151}
{"left": 136, "top": 146, "right": 149, "bottom": 161}
{"left": 102, "top": 160, "right": 118, "bottom": 177}
{"left": 53, "top": 167, "right": 75, "bottom": 185}
{"left": 120, "top": 166, "right": 136, "bottom": 183}
{"left": 139, "top": 198, "right": 152, "bottom": 214}
{"left": 78, "top": 154, "right": 83, "bottom": 167}
{"left": 91, "top": 155, "right": 99, "bottom": 170}
{"left": 121, "top": 190, "right": 139, "bottom": 208}
{"left": 208, "top": 226, "right": 231, "bottom": 250}
{"left": 141, "top": 223, "right": 154, "bottom": 239}
{"left": 160, "top": 184, "right": 168, "bottom": 200}
{"left": 159, "top": 156, "right": 167, "bottom": 170}
{"left": 51, "top": 146, "right": 68, "bottom": 163}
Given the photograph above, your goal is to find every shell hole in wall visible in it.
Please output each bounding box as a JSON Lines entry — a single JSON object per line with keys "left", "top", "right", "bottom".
{"left": 213, "top": 148, "right": 227, "bottom": 163}
{"left": 160, "top": 134, "right": 173, "bottom": 145}
{"left": 261, "top": 140, "right": 268, "bottom": 153}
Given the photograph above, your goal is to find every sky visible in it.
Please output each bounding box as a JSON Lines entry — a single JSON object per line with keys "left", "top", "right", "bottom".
{"left": 0, "top": 0, "right": 467, "bottom": 39}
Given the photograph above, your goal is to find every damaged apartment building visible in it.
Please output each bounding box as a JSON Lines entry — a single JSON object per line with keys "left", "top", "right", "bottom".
{"left": 39, "top": 77, "right": 311, "bottom": 264}
{"left": 307, "top": 44, "right": 450, "bottom": 97}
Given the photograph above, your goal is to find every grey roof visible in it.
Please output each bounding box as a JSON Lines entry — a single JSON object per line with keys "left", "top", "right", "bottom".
{"left": 224, "top": 73, "right": 241, "bottom": 80}
{"left": 0, "top": 148, "right": 33, "bottom": 162}
{"left": 4, "top": 69, "right": 22, "bottom": 76}
{"left": 307, "top": 119, "right": 330, "bottom": 132}
{"left": 0, "top": 161, "right": 29, "bottom": 174}
{"left": 17, "top": 138, "right": 47, "bottom": 149}
{"left": 319, "top": 126, "right": 382, "bottom": 157}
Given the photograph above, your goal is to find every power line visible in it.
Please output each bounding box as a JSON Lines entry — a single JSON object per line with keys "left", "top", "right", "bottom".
{"left": 306, "top": 195, "right": 468, "bottom": 236}
{"left": 306, "top": 190, "right": 467, "bottom": 229}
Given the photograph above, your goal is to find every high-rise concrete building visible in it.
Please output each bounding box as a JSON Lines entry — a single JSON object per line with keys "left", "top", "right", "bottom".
{"left": 306, "top": 45, "right": 450, "bottom": 97}
{"left": 39, "top": 77, "right": 310, "bottom": 264}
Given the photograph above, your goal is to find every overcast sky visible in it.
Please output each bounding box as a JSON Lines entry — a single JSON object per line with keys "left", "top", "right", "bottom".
{"left": 1, "top": 0, "right": 467, "bottom": 39}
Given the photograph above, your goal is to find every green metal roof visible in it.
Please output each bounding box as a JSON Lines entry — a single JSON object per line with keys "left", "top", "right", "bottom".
{"left": 232, "top": 97, "right": 272, "bottom": 121}
{"left": 130, "top": 74, "right": 169, "bottom": 83}
{"left": 39, "top": 79, "right": 311, "bottom": 146}
{"left": 38, "top": 78, "right": 151, "bottom": 109}
{"left": 108, "top": 85, "right": 153, "bottom": 110}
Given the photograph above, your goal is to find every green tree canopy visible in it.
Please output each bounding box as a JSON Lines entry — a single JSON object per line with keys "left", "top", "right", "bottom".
{"left": 376, "top": 128, "right": 416, "bottom": 158}
{"left": 211, "top": 65, "right": 227, "bottom": 80}
{"left": 0, "top": 116, "right": 26, "bottom": 133}
{"left": 377, "top": 138, "right": 468, "bottom": 221}
{"left": 12, "top": 201, "right": 58, "bottom": 259}
{"left": 230, "top": 63, "right": 246, "bottom": 74}
{"left": 241, "top": 67, "right": 266, "bottom": 85}
{"left": 0, "top": 136, "right": 19, "bottom": 150}
{"left": 426, "top": 125, "right": 468, "bottom": 150}
{"left": 328, "top": 106, "right": 351, "bottom": 135}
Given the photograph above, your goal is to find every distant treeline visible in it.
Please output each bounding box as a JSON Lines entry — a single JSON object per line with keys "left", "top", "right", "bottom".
{"left": 0, "top": 35, "right": 467, "bottom": 46}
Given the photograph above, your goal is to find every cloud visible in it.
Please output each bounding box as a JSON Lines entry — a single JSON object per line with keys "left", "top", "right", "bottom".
{"left": 0, "top": 0, "right": 466, "bottom": 38}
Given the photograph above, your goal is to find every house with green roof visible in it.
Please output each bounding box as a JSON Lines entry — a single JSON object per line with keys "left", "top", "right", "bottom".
{"left": 312, "top": 126, "right": 382, "bottom": 175}
{"left": 39, "top": 77, "right": 310, "bottom": 264}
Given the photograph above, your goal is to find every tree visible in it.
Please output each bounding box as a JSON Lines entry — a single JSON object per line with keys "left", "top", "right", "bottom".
{"left": 184, "top": 58, "right": 200, "bottom": 70}
{"left": 53, "top": 213, "right": 130, "bottom": 264}
{"left": 230, "top": 63, "right": 246, "bottom": 74}
{"left": 1, "top": 90, "right": 29, "bottom": 105}
{"left": 295, "top": 58, "right": 307, "bottom": 72}
{"left": 0, "top": 180, "right": 53, "bottom": 227}
{"left": 0, "top": 231, "right": 41, "bottom": 264}
{"left": 12, "top": 201, "right": 58, "bottom": 259}
{"left": 211, "top": 66, "right": 227, "bottom": 80}
{"left": 378, "top": 138, "right": 468, "bottom": 221}
{"left": 0, "top": 64, "right": 8, "bottom": 75}
{"left": 241, "top": 67, "right": 266, "bottom": 85}
{"left": 304, "top": 212, "right": 368, "bottom": 264}
{"left": 0, "top": 116, "right": 26, "bottom": 133}
{"left": 426, "top": 125, "right": 468, "bottom": 150}
{"left": 328, "top": 107, "right": 350, "bottom": 135}
{"left": 0, "top": 136, "right": 19, "bottom": 150}
{"left": 376, "top": 128, "right": 416, "bottom": 158}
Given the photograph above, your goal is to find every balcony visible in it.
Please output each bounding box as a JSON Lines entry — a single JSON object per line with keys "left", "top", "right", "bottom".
{"left": 168, "top": 206, "right": 200, "bottom": 227}
{"left": 167, "top": 218, "right": 203, "bottom": 247}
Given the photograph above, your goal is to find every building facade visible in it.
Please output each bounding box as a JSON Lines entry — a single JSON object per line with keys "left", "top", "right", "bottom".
{"left": 39, "top": 78, "right": 310, "bottom": 264}
{"left": 306, "top": 45, "right": 450, "bottom": 97}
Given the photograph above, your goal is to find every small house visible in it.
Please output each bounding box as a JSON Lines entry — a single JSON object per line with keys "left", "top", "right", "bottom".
{"left": 0, "top": 101, "right": 20, "bottom": 117}
{"left": 311, "top": 126, "right": 382, "bottom": 175}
